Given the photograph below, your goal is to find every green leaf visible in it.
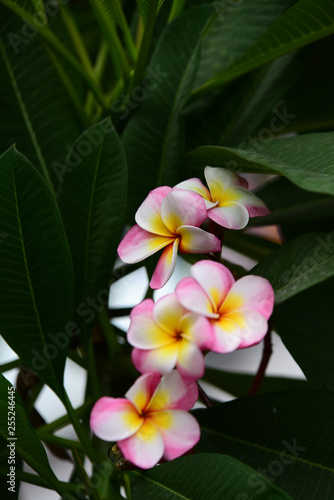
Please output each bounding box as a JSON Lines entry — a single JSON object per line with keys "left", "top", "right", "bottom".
{"left": 194, "top": 0, "right": 294, "bottom": 88}
{"left": 186, "top": 132, "right": 334, "bottom": 196}
{"left": 251, "top": 230, "right": 334, "bottom": 303}
{"left": 0, "top": 374, "right": 69, "bottom": 495}
{"left": 122, "top": 3, "right": 218, "bottom": 220}
{"left": 130, "top": 453, "right": 292, "bottom": 499}
{"left": 136, "top": 0, "right": 165, "bottom": 26}
{"left": 193, "top": 0, "right": 334, "bottom": 98}
{"left": 57, "top": 119, "right": 127, "bottom": 344}
{"left": 0, "top": 147, "right": 74, "bottom": 400}
{"left": 0, "top": 4, "right": 82, "bottom": 189}
{"left": 195, "top": 391, "right": 334, "bottom": 500}
{"left": 203, "top": 367, "right": 310, "bottom": 398}
{"left": 274, "top": 278, "right": 334, "bottom": 391}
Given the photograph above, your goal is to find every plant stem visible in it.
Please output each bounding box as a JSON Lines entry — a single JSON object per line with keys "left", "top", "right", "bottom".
{"left": 108, "top": 307, "right": 132, "bottom": 318}
{"left": 38, "top": 400, "right": 92, "bottom": 434}
{"left": 36, "top": 430, "right": 83, "bottom": 451}
{"left": 63, "top": 390, "right": 99, "bottom": 462}
{"left": 0, "top": 358, "right": 21, "bottom": 372}
{"left": 168, "top": 0, "right": 186, "bottom": 22}
{"left": 110, "top": 0, "right": 137, "bottom": 62}
{"left": 85, "top": 40, "right": 110, "bottom": 117}
{"left": 247, "top": 329, "right": 272, "bottom": 397}
{"left": 87, "top": 337, "right": 102, "bottom": 401}
{"left": 126, "top": 0, "right": 158, "bottom": 96}
{"left": 98, "top": 307, "right": 120, "bottom": 358}
{"left": 197, "top": 382, "right": 214, "bottom": 408}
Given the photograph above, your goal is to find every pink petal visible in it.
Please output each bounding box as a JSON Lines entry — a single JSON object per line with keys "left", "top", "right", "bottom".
{"left": 207, "top": 202, "right": 250, "bottom": 229}
{"left": 147, "top": 370, "right": 198, "bottom": 412}
{"left": 178, "top": 226, "right": 221, "bottom": 254}
{"left": 176, "top": 277, "right": 217, "bottom": 318}
{"left": 150, "top": 239, "right": 179, "bottom": 289}
{"left": 128, "top": 299, "right": 173, "bottom": 349}
{"left": 174, "top": 178, "right": 212, "bottom": 203}
{"left": 90, "top": 397, "right": 142, "bottom": 442}
{"left": 211, "top": 318, "right": 243, "bottom": 353}
{"left": 179, "top": 313, "right": 214, "bottom": 349}
{"left": 150, "top": 410, "right": 200, "bottom": 461}
{"left": 117, "top": 224, "right": 173, "bottom": 263}
{"left": 237, "top": 175, "right": 249, "bottom": 188}
{"left": 230, "top": 186, "right": 270, "bottom": 218}
{"left": 238, "top": 310, "right": 269, "bottom": 348}
{"left": 118, "top": 419, "right": 164, "bottom": 469}
{"left": 176, "top": 339, "right": 206, "bottom": 381}
{"left": 160, "top": 190, "right": 208, "bottom": 233}
{"left": 131, "top": 343, "right": 179, "bottom": 376}
{"left": 125, "top": 373, "right": 161, "bottom": 413}
{"left": 153, "top": 293, "right": 185, "bottom": 335}
{"left": 204, "top": 166, "right": 239, "bottom": 194}
{"left": 135, "top": 186, "right": 174, "bottom": 236}
{"left": 223, "top": 275, "right": 274, "bottom": 319}
{"left": 191, "top": 260, "right": 235, "bottom": 312}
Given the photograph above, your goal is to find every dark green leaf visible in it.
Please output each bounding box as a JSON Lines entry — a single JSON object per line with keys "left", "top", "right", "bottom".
{"left": 122, "top": 3, "right": 218, "bottom": 220}
{"left": 252, "top": 230, "right": 334, "bottom": 303}
{"left": 195, "top": 391, "right": 334, "bottom": 500}
{"left": 274, "top": 278, "right": 334, "bottom": 390}
{"left": 130, "top": 453, "right": 292, "bottom": 499}
{"left": 195, "top": 0, "right": 294, "bottom": 88}
{"left": 0, "top": 374, "right": 68, "bottom": 495}
{"left": 57, "top": 118, "right": 127, "bottom": 343}
{"left": 0, "top": 3, "right": 82, "bottom": 188}
{"left": 0, "top": 147, "right": 73, "bottom": 400}
{"left": 194, "top": 0, "right": 334, "bottom": 98}
{"left": 186, "top": 132, "right": 334, "bottom": 196}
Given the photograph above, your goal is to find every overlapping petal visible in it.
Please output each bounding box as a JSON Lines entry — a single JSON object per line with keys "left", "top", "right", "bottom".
{"left": 150, "top": 410, "right": 200, "bottom": 461}
{"left": 176, "top": 339, "right": 205, "bottom": 381}
{"left": 148, "top": 370, "right": 198, "bottom": 412}
{"left": 207, "top": 202, "right": 250, "bottom": 229}
{"left": 131, "top": 344, "right": 180, "bottom": 376}
{"left": 128, "top": 299, "right": 174, "bottom": 349}
{"left": 117, "top": 224, "right": 173, "bottom": 263}
{"left": 176, "top": 277, "right": 217, "bottom": 318}
{"left": 161, "top": 190, "right": 208, "bottom": 233}
{"left": 135, "top": 186, "right": 174, "bottom": 236}
{"left": 222, "top": 275, "right": 274, "bottom": 319}
{"left": 191, "top": 260, "right": 235, "bottom": 311}
{"left": 118, "top": 419, "right": 164, "bottom": 469}
{"left": 178, "top": 313, "right": 214, "bottom": 349}
{"left": 150, "top": 238, "right": 179, "bottom": 289}
{"left": 175, "top": 178, "right": 214, "bottom": 207}
{"left": 153, "top": 293, "right": 185, "bottom": 334}
{"left": 178, "top": 225, "right": 221, "bottom": 254}
{"left": 90, "top": 397, "right": 142, "bottom": 442}
{"left": 227, "top": 186, "right": 270, "bottom": 217}
{"left": 125, "top": 373, "right": 161, "bottom": 413}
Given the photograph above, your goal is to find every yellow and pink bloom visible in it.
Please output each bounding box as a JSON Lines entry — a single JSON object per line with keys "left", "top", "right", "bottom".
{"left": 176, "top": 166, "right": 270, "bottom": 230}
{"left": 176, "top": 260, "right": 274, "bottom": 353}
{"left": 90, "top": 371, "right": 200, "bottom": 469}
{"left": 117, "top": 186, "right": 221, "bottom": 289}
{"left": 128, "top": 294, "right": 213, "bottom": 381}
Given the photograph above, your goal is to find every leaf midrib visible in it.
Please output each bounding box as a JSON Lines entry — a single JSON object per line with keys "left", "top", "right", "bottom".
{"left": 200, "top": 426, "right": 334, "bottom": 474}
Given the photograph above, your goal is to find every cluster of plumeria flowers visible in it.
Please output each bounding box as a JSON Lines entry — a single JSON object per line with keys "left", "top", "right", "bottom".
{"left": 90, "top": 167, "right": 274, "bottom": 469}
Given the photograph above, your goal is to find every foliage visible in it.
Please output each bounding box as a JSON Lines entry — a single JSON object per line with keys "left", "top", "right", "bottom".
{"left": 0, "top": 0, "right": 333, "bottom": 498}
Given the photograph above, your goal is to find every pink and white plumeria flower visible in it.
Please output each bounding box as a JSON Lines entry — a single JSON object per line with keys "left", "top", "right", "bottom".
{"left": 117, "top": 186, "right": 221, "bottom": 289}
{"left": 90, "top": 371, "right": 200, "bottom": 469}
{"left": 175, "top": 166, "right": 270, "bottom": 230}
{"left": 128, "top": 294, "right": 213, "bottom": 381}
{"left": 176, "top": 260, "right": 274, "bottom": 353}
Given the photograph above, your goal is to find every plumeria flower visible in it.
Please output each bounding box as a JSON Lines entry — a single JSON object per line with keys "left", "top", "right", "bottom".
{"left": 175, "top": 166, "right": 270, "bottom": 230}
{"left": 90, "top": 371, "right": 200, "bottom": 469}
{"left": 176, "top": 260, "right": 274, "bottom": 353}
{"left": 128, "top": 294, "right": 213, "bottom": 381}
{"left": 117, "top": 186, "right": 221, "bottom": 289}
